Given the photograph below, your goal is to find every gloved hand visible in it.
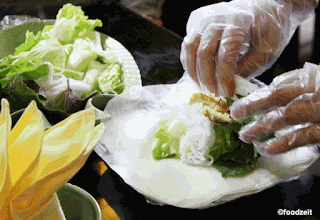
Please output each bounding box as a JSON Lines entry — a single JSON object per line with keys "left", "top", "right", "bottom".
{"left": 180, "top": 0, "right": 316, "bottom": 97}
{"left": 230, "top": 62, "right": 320, "bottom": 155}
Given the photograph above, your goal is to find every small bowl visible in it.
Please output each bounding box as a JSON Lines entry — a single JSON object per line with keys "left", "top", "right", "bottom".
{"left": 57, "top": 183, "right": 102, "bottom": 220}
{"left": 85, "top": 94, "right": 115, "bottom": 121}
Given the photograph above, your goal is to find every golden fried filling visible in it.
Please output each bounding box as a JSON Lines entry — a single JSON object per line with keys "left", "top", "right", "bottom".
{"left": 189, "top": 93, "right": 232, "bottom": 122}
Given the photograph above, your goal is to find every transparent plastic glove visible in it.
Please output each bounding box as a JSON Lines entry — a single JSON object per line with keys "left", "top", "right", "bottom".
{"left": 180, "top": 0, "right": 316, "bottom": 97}
{"left": 230, "top": 62, "right": 320, "bottom": 155}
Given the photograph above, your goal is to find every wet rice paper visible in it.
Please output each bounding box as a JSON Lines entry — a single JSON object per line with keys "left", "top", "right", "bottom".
{"left": 95, "top": 73, "right": 319, "bottom": 208}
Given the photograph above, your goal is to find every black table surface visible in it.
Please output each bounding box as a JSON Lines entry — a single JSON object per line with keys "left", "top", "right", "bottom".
{"left": 1, "top": 1, "right": 320, "bottom": 219}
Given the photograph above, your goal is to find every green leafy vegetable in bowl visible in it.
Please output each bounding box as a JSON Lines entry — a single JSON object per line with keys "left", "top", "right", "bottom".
{"left": 152, "top": 92, "right": 260, "bottom": 178}
{"left": 0, "top": 3, "right": 125, "bottom": 117}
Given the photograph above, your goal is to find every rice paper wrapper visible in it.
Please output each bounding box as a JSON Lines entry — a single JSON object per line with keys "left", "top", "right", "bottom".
{"left": 95, "top": 73, "right": 320, "bottom": 209}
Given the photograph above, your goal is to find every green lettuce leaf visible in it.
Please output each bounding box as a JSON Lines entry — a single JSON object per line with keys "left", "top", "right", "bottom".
{"left": 0, "top": 38, "right": 72, "bottom": 88}
{"left": 152, "top": 115, "right": 188, "bottom": 160}
{"left": 14, "top": 30, "right": 46, "bottom": 55}
{"left": 152, "top": 128, "right": 180, "bottom": 160}
{"left": 212, "top": 162, "right": 256, "bottom": 178}
{"left": 16, "top": 39, "right": 71, "bottom": 68}
{"left": 67, "top": 38, "right": 98, "bottom": 73}
{"left": 212, "top": 142, "right": 259, "bottom": 177}
{"left": 43, "top": 3, "right": 102, "bottom": 45}
{"left": 0, "top": 3, "right": 127, "bottom": 119}
{"left": 209, "top": 120, "right": 260, "bottom": 177}
{"left": 208, "top": 95, "right": 260, "bottom": 177}
{"left": 82, "top": 60, "right": 106, "bottom": 90}
{"left": 0, "top": 57, "right": 51, "bottom": 88}
{"left": 97, "top": 63, "right": 124, "bottom": 95}
{"left": 209, "top": 121, "right": 244, "bottom": 161}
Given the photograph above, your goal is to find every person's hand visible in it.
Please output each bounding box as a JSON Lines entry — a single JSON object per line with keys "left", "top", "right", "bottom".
{"left": 230, "top": 62, "right": 320, "bottom": 155}
{"left": 180, "top": 0, "right": 315, "bottom": 97}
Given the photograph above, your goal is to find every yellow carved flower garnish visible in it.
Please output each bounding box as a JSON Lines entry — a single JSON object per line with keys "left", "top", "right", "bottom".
{"left": 0, "top": 99, "right": 105, "bottom": 220}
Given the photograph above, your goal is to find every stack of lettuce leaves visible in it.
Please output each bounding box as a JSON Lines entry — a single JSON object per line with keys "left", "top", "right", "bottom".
{"left": 0, "top": 3, "right": 125, "bottom": 123}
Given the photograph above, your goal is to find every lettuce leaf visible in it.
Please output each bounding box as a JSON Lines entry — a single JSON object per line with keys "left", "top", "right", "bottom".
{"left": 43, "top": 3, "right": 102, "bottom": 45}
{"left": 67, "top": 38, "right": 98, "bottom": 73}
{"left": 209, "top": 121, "right": 244, "bottom": 161}
{"left": 152, "top": 115, "right": 188, "bottom": 160}
{"left": 97, "top": 63, "right": 124, "bottom": 95}
{"left": 0, "top": 57, "right": 51, "bottom": 88}
{"left": 0, "top": 38, "right": 72, "bottom": 88}
{"left": 212, "top": 162, "right": 257, "bottom": 178}
{"left": 16, "top": 38, "right": 70, "bottom": 68}
{"left": 212, "top": 143, "right": 259, "bottom": 177}
{"left": 81, "top": 59, "right": 108, "bottom": 91}
{"left": 14, "top": 30, "right": 46, "bottom": 55}
{"left": 152, "top": 128, "right": 180, "bottom": 160}
{"left": 209, "top": 120, "right": 260, "bottom": 177}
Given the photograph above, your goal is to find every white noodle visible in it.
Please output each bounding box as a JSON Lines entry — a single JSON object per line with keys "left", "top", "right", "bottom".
{"left": 179, "top": 104, "right": 215, "bottom": 166}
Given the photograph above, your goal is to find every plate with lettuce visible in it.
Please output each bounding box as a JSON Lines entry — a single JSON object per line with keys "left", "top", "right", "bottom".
{"left": 0, "top": 3, "right": 141, "bottom": 123}
{"left": 95, "top": 73, "right": 319, "bottom": 209}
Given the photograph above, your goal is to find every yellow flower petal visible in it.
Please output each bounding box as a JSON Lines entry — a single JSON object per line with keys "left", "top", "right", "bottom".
{"left": 12, "top": 109, "right": 104, "bottom": 216}
{"left": 0, "top": 123, "right": 8, "bottom": 187}
{"left": 0, "top": 99, "right": 11, "bottom": 217}
{"left": 84, "top": 123, "right": 105, "bottom": 156}
{"left": 36, "top": 108, "right": 95, "bottom": 179}
{"left": 12, "top": 150, "right": 87, "bottom": 218}
{"left": 0, "top": 99, "right": 10, "bottom": 187}
{"left": 12, "top": 193, "right": 65, "bottom": 220}
{"left": 0, "top": 99, "right": 11, "bottom": 135}
{"left": 8, "top": 101, "right": 43, "bottom": 194}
